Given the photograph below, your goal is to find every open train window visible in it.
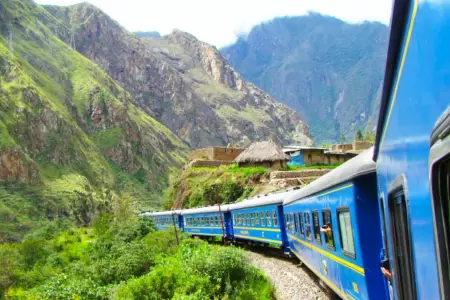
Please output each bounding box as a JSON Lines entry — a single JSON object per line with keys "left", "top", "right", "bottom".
{"left": 272, "top": 210, "right": 278, "bottom": 226}
{"left": 260, "top": 211, "right": 265, "bottom": 226}
{"left": 299, "top": 213, "right": 305, "bottom": 236}
{"left": 266, "top": 210, "right": 272, "bottom": 226}
{"left": 312, "top": 210, "right": 321, "bottom": 243}
{"left": 255, "top": 212, "right": 260, "bottom": 225}
{"left": 216, "top": 216, "right": 220, "bottom": 226}
{"left": 322, "top": 210, "right": 335, "bottom": 250}
{"left": 430, "top": 107, "right": 450, "bottom": 300}
{"left": 337, "top": 208, "right": 355, "bottom": 259}
{"left": 388, "top": 177, "right": 416, "bottom": 300}
{"left": 304, "top": 212, "right": 312, "bottom": 241}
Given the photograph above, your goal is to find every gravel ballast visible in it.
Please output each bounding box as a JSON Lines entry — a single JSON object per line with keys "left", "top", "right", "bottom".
{"left": 246, "top": 251, "right": 331, "bottom": 300}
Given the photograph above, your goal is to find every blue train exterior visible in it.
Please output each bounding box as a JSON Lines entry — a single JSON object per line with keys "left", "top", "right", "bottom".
{"left": 373, "top": 0, "right": 450, "bottom": 299}
{"left": 283, "top": 149, "right": 388, "bottom": 300}
{"left": 227, "top": 190, "right": 293, "bottom": 251}
{"left": 140, "top": 211, "right": 182, "bottom": 231}
{"left": 181, "top": 205, "right": 232, "bottom": 240}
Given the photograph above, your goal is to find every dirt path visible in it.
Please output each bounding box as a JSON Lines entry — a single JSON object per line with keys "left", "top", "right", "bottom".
{"left": 246, "top": 251, "right": 331, "bottom": 300}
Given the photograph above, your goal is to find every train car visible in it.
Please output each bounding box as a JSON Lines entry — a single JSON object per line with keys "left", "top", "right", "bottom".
{"left": 181, "top": 205, "right": 232, "bottom": 240}
{"left": 373, "top": 1, "right": 450, "bottom": 299}
{"left": 227, "top": 189, "right": 294, "bottom": 252}
{"left": 283, "top": 149, "right": 388, "bottom": 300}
{"left": 140, "top": 211, "right": 182, "bottom": 231}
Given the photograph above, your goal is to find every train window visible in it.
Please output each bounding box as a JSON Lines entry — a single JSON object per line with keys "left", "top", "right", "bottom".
{"left": 312, "top": 211, "right": 321, "bottom": 243}
{"left": 294, "top": 213, "right": 299, "bottom": 234}
{"left": 232, "top": 215, "right": 235, "bottom": 226}
{"left": 322, "top": 210, "right": 335, "bottom": 250}
{"left": 299, "top": 213, "right": 305, "bottom": 236}
{"left": 337, "top": 209, "right": 355, "bottom": 258}
{"left": 272, "top": 210, "right": 278, "bottom": 226}
{"left": 286, "top": 214, "right": 291, "bottom": 232}
{"left": 430, "top": 113, "right": 450, "bottom": 300}
{"left": 255, "top": 212, "right": 260, "bottom": 225}
{"left": 260, "top": 211, "right": 265, "bottom": 226}
{"left": 266, "top": 211, "right": 272, "bottom": 226}
{"left": 304, "top": 212, "right": 312, "bottom": 241}
{"left": 210, "top": 217, "right": 214, "bottom": 226}
{"left": 216, "top": 216, "right": 220, "bottom": 226}
{"left": 250, "top": 213, "right": 255, "bottom": 226}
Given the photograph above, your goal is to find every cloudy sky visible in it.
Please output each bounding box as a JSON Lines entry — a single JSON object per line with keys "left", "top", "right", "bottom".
{"left": 35, "top": 0, "right": 393, "bottom": 47}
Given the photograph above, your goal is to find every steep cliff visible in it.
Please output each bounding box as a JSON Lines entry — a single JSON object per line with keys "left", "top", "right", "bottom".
{"left": 222, "top": 14, "right": 388, "bottom": 143}
{"left": 0, "top": 0, "right": 187, "bottom": 241}
{"left": 43, "top": 3, "right": 313, "bottom": 148}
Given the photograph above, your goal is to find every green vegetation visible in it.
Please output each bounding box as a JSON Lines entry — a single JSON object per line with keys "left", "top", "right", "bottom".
{"left": 163, "top": 164, "right": 272, "bottom": 209}
{"left": 0, "top": 215, "right": 273, "bottom": 299}
{"left": 0, "top": 0, "right": 187, "bottom": 242}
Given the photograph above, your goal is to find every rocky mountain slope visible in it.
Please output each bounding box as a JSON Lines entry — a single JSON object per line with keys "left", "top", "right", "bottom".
{"left": 43, "top": 3, "right": 313, "bottom": 148}
{"left": 222, "top": 14, "right": 389, "bottom": 143}
{"left": 0, "top": 0, "right": 188, "bottom": 241}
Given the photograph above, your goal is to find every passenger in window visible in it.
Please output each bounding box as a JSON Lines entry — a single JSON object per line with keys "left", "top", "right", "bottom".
{"left": 381, "top": 258, "right": 393, "bottom": 299}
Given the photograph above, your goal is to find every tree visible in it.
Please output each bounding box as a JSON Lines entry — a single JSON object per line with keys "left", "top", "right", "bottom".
{"left": 356, "top": 129, "right": 363, "bottom": 141}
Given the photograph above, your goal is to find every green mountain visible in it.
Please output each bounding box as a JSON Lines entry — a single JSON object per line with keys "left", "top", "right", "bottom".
{"left": 42, "top": 3, "right": 313, "bottom": 148}
{"left": 0, "top": 0, "right": 188, "bottom": 242}
{"left": 221, "top": 14, "right": 389, "bottom": 143}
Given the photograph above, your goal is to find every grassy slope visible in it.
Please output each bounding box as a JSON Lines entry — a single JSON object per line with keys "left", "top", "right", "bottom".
{"left": 164, "top": 163, "right": 340, "bottom": 209}
{"left": 0, "top": 0, "right": 187, "bottom": 242}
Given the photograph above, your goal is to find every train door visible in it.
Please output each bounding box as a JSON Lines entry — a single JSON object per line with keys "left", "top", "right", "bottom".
{"left": 388, "top": 179, "right": 416, "bottom": 300}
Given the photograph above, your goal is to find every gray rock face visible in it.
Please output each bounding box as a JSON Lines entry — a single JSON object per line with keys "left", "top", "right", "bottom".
{"left": 43, "top": 4, "right": 313, "bottom": 148}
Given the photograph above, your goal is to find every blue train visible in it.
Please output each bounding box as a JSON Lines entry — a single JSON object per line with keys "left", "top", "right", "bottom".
{"left": 142, "top": 149, "right": 390, "bottom": 300}
{"left": 373, "top": 0, "right": 450, "bottom": 299}
{"left": 142, "top": 1, "right": 450, "bottom": 298}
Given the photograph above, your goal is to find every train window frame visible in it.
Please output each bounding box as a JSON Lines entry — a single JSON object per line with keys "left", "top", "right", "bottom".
{"left": 294, "top": 213, "right": 299, "bottom": 234}
{"left": 266, "top": 210, "right": 272, "bottom": 226}
{"left": 216, "top": 216, "right": 220, "bottom": 226}
{"left": 337, "top": 207, "right": 356, "bottom": 259}
{"left": 255, "top": 212, "right": 260, "bottom": 225}
{"left": 304, "top": 212, "right": 312, "bottom": 241}
{"left": 321, "top": 209, "right": 335, "bottom": 251}
{"left": 299, "top": 213, "right": 305, "bottom": 237}
{"left": 260, "top": 211, "right": 265, "bottom": 226}
{"left": 387, "top": 175, "right": 416, "bottom": 300}
{"left": 272, "top": 210, "right": 278, "bottom": 226}
{"left": 430, "top": 108, "right": 450, "bottom": 300}
{"left": 312, "top": 210, "right": 321, "bottom": 243}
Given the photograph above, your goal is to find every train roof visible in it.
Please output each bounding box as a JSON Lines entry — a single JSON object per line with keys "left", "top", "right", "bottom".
{"left": 283, "top": 147, "right": 376, "bottom": 205}
{"left": 227, "top": 188, "right": 299, "bottom": 211}
{"left": 139, "top": 210, "right": 180, "bottom": 217}
{"left": 180, "top": 204, "right": 231, "bottom": 215}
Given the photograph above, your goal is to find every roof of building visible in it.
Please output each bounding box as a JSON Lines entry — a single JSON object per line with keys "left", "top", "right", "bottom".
{"left": 235, "top": 141, "right": 290, "bottom": 163}
{"left": 283, "top": 145, "right": 328, "bottom": 150}
{"left": 283, "top": 147, "right": 376, "bottom": 205}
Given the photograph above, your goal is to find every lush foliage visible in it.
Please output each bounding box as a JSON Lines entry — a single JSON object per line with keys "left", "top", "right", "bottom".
{"left": 0, "top": 216, "right": 272, "bottom": 299}
{"left": 163, "top": 164, "right": 271, "bottom": 209}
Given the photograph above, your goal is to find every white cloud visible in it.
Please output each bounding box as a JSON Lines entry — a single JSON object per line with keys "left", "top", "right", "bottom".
{"left": 35, "top": 0, "right": 393, "bottom": 47}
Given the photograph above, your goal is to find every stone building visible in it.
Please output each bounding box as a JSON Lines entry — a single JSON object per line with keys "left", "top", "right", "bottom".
{"left": 235, "top": 141, "right": 290, "bottom": 169}
{"left": 282, "top": 146, "right": 328, "bottom": 166}
{"left": 188, "top": 146, "right": 246, "bottom": 162}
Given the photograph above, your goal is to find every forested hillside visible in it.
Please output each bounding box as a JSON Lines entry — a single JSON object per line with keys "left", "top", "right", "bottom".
{"left": 0, "top": 0, "right": 187, "bottom": 242}
{"left": 222, "top": 14, "right": 389, "bottom": 143}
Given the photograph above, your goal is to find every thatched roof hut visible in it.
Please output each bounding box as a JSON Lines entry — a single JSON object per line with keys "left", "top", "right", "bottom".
{"left": 235, "top": 141, "right": 290, "bottom": 169}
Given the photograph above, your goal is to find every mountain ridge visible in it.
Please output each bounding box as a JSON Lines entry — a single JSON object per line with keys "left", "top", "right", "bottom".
{"left": 222, "top": 14, "right": 388, "bottom": 143}
{"left": 42, "top": 3, "right": 313, "bottom": 148}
